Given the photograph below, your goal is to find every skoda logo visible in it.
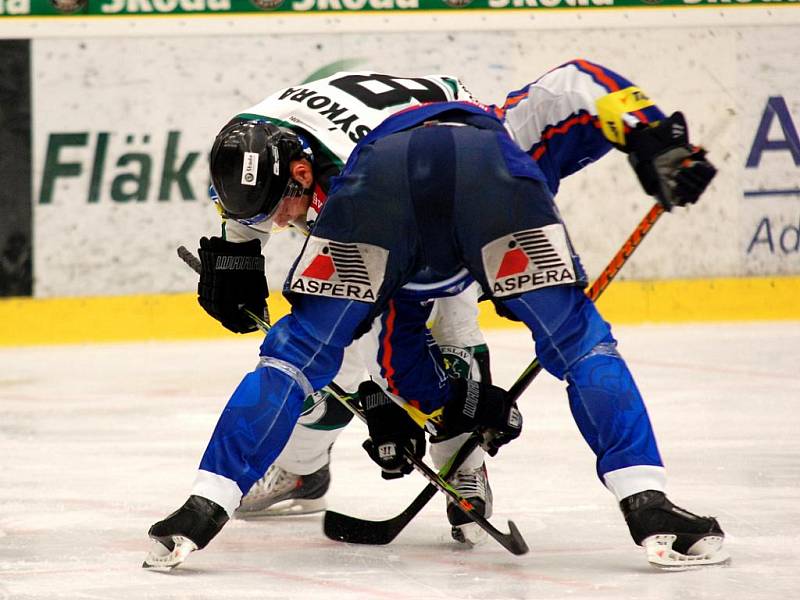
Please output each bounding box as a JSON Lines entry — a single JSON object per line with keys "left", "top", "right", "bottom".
{"left": 250, "top": 0, "right": 285, "bottom": 9}
{"left": 50, "top": 0, "right": 88, "bottom": 12}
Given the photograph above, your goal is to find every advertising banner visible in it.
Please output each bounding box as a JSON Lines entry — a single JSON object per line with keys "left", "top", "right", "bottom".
{"left": 738, "top": 33, "right": 800, "bottom": 275}
{"left": 1, "top": 0, "right": 796, "bottom": 18}
{"left": 28, "top": 27, "right": 799, "bottom": 299}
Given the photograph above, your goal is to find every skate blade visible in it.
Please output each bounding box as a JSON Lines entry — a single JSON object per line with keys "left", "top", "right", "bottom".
{"left": 142, "top": 536, "right": 198, "bottom": 570}
{"left": 235, "top": 497, "right": 327, "bottom": 519}
{"left": 643, "top": 534, "right": 731, "bottom": 570}
{"left": 451, "top": 523, "right": 488, "bottom": 548}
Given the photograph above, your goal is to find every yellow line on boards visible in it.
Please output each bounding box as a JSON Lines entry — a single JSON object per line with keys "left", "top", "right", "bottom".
{"left": 479, "top": 276, "right": 800, "bottom": 327}
{"left": 0, "top": 293, "right": 291, "bottom": 346}
{"left": 1, "top": 276, "right": 798, "bottom": 346}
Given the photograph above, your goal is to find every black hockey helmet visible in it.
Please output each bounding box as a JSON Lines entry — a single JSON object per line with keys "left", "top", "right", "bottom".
{"left": 209, "top": 118, "right": 306, "bottom": 222}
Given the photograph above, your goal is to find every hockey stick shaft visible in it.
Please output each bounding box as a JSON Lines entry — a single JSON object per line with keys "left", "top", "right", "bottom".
{"left": 324, "top": 202, "right": 666, "bottom": 544}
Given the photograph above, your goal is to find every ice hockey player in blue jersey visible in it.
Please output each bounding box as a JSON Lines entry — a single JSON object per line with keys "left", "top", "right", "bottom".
{"left": 144, "top": 60, "right": 728, "bottom": 570}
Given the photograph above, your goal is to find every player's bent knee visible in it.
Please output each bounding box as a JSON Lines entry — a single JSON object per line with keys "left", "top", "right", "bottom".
{"left": 538, "top": 294, "right": 615, "bottom": 379}
{"left": 503, "top": 286, "right": 615, "bottom": 379}
{"left": 259, "top": 314, "right": 344, "bottom": 391}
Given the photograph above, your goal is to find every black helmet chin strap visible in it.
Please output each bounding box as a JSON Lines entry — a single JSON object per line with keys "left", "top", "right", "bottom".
{"left": 290, "top": 217, "right": 311, "bottom": 236}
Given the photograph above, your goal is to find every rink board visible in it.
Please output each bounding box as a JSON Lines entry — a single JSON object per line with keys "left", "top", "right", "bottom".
{"left": 1, "top": 13, "right": 799, "bottom": 349}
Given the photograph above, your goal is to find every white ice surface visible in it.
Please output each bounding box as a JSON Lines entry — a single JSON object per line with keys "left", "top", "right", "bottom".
{"left": 1, "top": 322, "right": 799, "bottom": 599}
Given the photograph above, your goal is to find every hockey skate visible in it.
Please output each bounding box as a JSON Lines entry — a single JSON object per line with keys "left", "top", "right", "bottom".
{"left": 446, "top": 463, "right": 493, "bottom": 546}
{"left": 143, "top": 495, "right": 229, "bottom": 570}
{"left": 235, "top": 463, "right": 330, "bottom": 518}
{"left": 621, "top": 490, "right": 730, "bottom": 569}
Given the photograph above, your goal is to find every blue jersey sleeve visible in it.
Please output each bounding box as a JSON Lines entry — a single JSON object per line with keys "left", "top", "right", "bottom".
{"left": 498, "top": 59, "right": 666, "bottom": 195}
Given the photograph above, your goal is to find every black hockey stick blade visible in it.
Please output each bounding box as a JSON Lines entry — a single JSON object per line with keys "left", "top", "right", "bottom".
{"left": 322, "top": 433, "right": 483, "bottom": 545}
{"left": 504, "top": 520, "right": 529, "bottom": 556}
{"left": 323, "top": 484, "right": 438, "bottom": 545}
{"left": 323, "top": 395, "right": 529, "bottom": 555}
{"left": 392, "top": 443, "right": 530, "bottom": 556}
{"left": 324, "top": 485, "right": 528, "bottom": 555}
{"left": 447, "top": 494, "right": 529, "bottom": 556}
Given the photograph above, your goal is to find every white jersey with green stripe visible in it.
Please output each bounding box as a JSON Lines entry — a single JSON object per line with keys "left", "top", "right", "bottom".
{"left": 238, "top": 72, "right": 474, "bottom": 168}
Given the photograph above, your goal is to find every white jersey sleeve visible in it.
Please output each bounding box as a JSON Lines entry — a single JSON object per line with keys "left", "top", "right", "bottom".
{"left": 223, "top": 217, "right": 271, "bottom": 246}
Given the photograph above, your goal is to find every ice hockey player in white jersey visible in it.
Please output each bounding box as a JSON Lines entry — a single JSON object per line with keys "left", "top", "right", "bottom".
{"left": 199, "top": 71, "right": 493, "bottom": 543}
{"left": 145, "top": 60, "right": 728, "bottom": 570}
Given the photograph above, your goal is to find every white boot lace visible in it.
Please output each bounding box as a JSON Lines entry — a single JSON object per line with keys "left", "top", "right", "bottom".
{"left": 452, "top": 466, "right": 487, "bottom": 500}
{"left": 251, "top": 465, "right": 298, "bottom": 499}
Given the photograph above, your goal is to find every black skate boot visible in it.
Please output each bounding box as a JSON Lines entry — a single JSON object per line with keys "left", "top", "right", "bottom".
{"left": 446, "top": 463, "right": 493, "bottom": 546}
{"left": 235, "top": 463, "right": 330, "bottom": 518}
{"left": 621, "top": 490, "right": 729, "bottom": 568}
{"left": 143, "top": 495, "right": 229, "bottom": 570}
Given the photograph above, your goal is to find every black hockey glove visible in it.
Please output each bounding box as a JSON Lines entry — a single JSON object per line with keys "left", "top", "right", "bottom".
{"left": 438, "top": 378, "right": 522, "bottom": 456}
{"left": 626, "top": 112, "right": 717, "bottom": 211}
{"left": 197, "top": 236, "right": 268, "bottom": 334}
{"left": 360, "top": 381, "right": 426, "bottom": 480}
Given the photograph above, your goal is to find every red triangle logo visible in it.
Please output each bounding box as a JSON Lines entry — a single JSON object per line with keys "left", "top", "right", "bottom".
{"left": 496, "top": 248, "right": 528, "bottom": 278}
{"left": 302, "top": 254, "right": 335, "bottom": 280}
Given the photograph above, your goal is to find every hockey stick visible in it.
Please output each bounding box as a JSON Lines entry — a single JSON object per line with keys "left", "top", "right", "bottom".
{"left": 323, "top": 202, "right": 666, "bottom": 545}
{"left": 177, "top": 245, "right": 529, "bottom": 555}
{"left": 322, "top": 380, "right": 529, "bottom": 555}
